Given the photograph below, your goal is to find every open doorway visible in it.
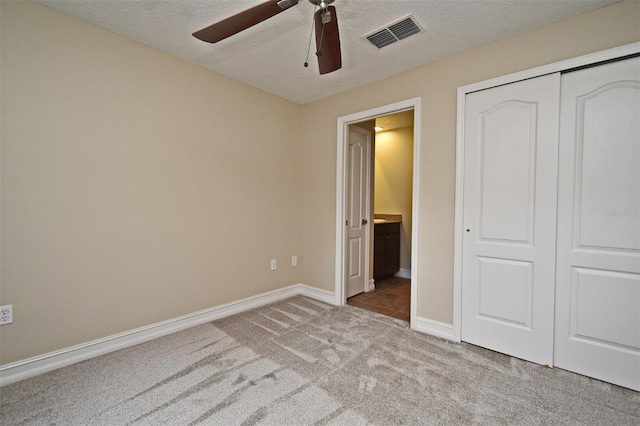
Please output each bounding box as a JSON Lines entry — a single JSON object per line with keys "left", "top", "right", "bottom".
{"left": 348, "top": 111, "right": 414, "bottom": 321}
{"left": 334, "top": 98, "right": 421, "bottom": 328}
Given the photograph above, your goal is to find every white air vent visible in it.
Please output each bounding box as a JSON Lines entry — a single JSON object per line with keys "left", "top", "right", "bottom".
{"left": 364, "top": 15, "right": 424, "bottom": 49}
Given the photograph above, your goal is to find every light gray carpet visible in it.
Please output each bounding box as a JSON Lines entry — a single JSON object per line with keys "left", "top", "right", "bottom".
{"left": 0, "top": 296, "right": 638, "bottom": 425}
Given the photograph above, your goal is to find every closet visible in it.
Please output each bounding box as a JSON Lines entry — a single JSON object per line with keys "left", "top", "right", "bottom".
{"left": 459, "top": 53, "right": 639, "bottom": 391}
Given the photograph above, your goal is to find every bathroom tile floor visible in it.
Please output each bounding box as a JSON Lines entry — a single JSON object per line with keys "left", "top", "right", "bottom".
{"left": 347, "top": 276, "right": 411, "bottom": 322}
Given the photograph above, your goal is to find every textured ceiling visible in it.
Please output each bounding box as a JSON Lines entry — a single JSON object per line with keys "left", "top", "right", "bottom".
{"left": 38, "top": 0, "right": 617, "bottom": 104}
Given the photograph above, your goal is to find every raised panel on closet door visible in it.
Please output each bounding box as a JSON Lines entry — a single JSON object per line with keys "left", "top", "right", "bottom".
{"left": 461, "top": 73, "right": 561, "bottom": 366}
{"left": 554, "top": 56, "right": 640, "bottom": 391}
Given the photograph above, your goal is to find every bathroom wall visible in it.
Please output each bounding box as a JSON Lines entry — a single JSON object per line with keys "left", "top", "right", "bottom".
{"left": 374, "top": 126, "right": 414, "bottom": 273}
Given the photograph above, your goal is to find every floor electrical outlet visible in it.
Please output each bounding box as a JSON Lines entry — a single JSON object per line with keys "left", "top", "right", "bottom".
{"left": 0, "top": 305, "right": 13, "bottom": 325}
{"left": 291, "top": 256, "right": 297, "bottom": 267}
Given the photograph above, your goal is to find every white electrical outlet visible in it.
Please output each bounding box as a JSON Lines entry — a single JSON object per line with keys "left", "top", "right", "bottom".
{"left": 270, "top": 259, "right": 277, "bottom": 271}
{"left": 291, "top": 256, "right": 298, "bottom": 267}
{"left": 0, "top": 305, "right": 13, "bottom": 325}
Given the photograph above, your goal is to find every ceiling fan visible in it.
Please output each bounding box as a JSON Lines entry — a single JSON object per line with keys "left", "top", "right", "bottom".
{"left": 192, "top": 0, "right": 342, "bottom": 75}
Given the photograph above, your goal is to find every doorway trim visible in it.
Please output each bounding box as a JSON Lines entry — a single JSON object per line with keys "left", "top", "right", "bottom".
{"left": 335, "top": 97, "right": 421, "bottom": 329}
{"left": 453, "top": 41, "right": 640, "bottom": 342}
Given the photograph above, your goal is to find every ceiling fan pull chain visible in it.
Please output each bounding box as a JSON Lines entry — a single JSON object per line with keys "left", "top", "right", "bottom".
{"left": 304, "top": 6, "right": 318, "bottom": 67}
{"left": 316, "top": 19, "right": 326, "bottom": 58}
{"left": 315, "top": 5, "right": 332, "bottom": 58}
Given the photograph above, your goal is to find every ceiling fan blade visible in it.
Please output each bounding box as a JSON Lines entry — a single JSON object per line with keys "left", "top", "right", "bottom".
{"left": 193, "top": 0, "right": 299, "bottom": 43}
{"left": 314, "top": 6, "right": 342, "bottom": 75}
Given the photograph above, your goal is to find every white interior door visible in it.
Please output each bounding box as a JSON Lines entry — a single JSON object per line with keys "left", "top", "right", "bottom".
{"left": 554, "top": 57, "right": 640, "bottom": 391}
{"left": 346, "top": 126, "right": 370, "bottom": 298}
{"left": 461, "top": 73, "right": 561, "bottom": 366}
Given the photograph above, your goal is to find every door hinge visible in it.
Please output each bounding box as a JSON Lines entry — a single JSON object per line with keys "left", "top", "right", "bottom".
{"left": 346, "top": 220, "right": 349, "bottom": 226}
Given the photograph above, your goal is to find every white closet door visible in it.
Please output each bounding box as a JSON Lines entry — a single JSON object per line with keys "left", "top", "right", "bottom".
{"left": 461, "top": 73, "right": 561, "bottom": 366}
{"left": 555, "top": 57, "right": 640, "bottom": 391}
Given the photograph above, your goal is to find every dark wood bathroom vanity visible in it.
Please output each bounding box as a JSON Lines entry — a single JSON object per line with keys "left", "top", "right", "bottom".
{"left": 373, "top": 215, "right": 401, "bottom": 280}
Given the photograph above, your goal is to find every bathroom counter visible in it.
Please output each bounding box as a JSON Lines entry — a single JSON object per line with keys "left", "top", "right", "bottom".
{"left": 373, "top": 214, "right": 402, "bottom": 224}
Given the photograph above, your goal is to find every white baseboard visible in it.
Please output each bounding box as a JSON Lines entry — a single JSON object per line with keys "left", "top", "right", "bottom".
{"left": 367, "top": 279, "right": 375, "bottom": 292}
{"left": 0, "top": 283, "right": 335, "bottom": 387}
{"left": 414, "top": 316, "right": 457, "bottom": 342}
{"left": 395, "top": 268, "right": 411, "bottom": 279}
{"left": 297, "top": 284, "right": 335, "bottom": 305}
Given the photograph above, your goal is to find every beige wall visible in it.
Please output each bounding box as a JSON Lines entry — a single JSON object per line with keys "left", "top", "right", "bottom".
{"left": 299, "top": 0, "right": 640, "bottom": 324}
{"left": 374, "top": 126, "right": 413, "bottom": 271}
{"left": 0, "top": 2, "right": 301, "bottom": 364}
